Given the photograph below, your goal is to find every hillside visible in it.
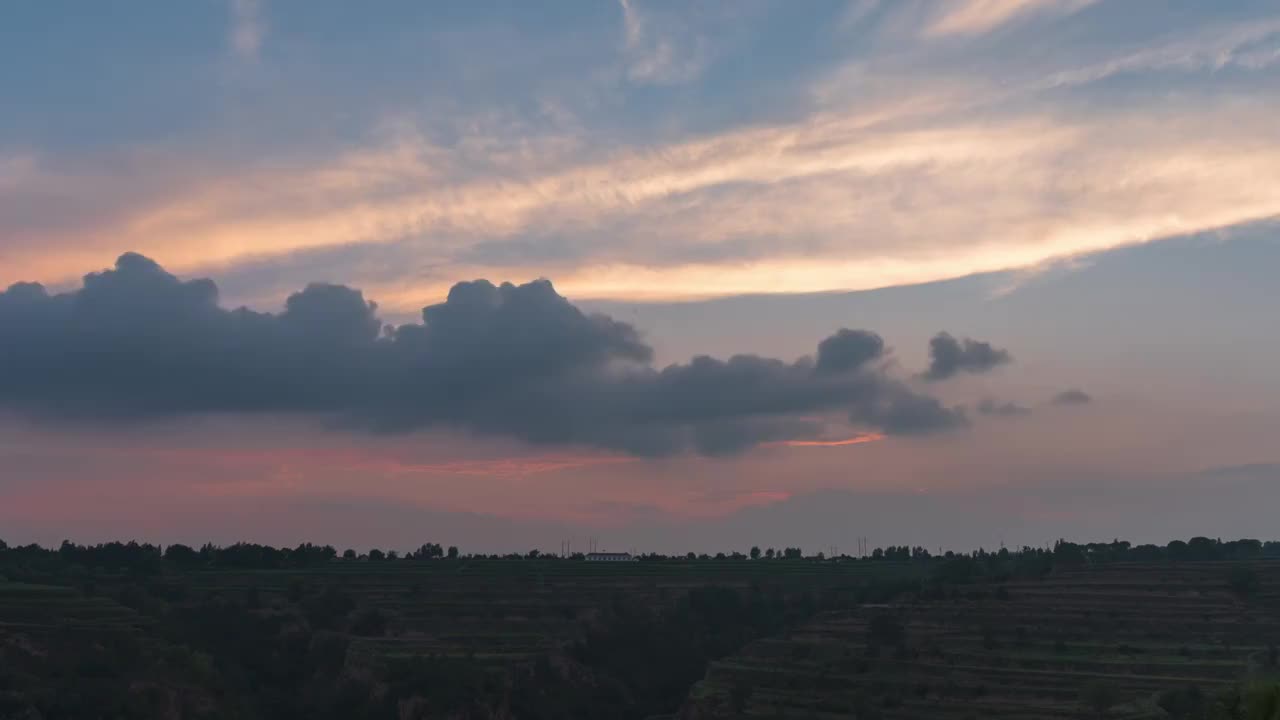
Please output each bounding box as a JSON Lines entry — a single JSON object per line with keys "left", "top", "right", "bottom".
{"left": 678, "top": 562, "right": 1280, "bottom": 719}
{"left": 0, "top": 581, "right": 230, "bottom": 718}
{"left": 3, "top": 540, "right": 1279, "bottom": 719}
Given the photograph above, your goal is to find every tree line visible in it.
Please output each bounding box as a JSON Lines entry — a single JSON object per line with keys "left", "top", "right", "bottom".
{"left": 1, "top": 535, "right": 1277, "bottom": 578}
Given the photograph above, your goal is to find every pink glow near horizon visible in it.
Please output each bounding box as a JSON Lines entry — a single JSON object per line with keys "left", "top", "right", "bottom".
{"left": 0, "top": 433, "right": 879, "bottom": 528}
{"left": 769, "top": 433, "right": 886, "bottom": 448}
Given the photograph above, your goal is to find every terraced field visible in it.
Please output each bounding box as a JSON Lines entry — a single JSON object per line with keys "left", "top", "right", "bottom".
{"left": 162, "top": 559, "right": 919, "bottom": 667}
{"left": 680, "top": 562, "right": 1280, "bottom": 719}
{"left": 0, "top": 581, "right": 228, "bottom": 719}
{"left": 0, "top": 580, "right": 148, "bottom": 633}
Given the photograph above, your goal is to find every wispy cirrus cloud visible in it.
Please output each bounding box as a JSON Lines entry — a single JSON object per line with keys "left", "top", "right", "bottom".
{"left": 976, "top": 399, "right": 1031, "bottom": 418}
{"left": 618, "top": 0, "right": 708, "bottom": 86}
{"left": 2, "top": 2, "right": 1278, "bottom": 313}
{"left": 923, "top": 0, "right": 1097, "bottom": 38}
{"left": 1052, "top": 389, "right": 1092, "bottom": 406}
{"left": 1038, "top": 17, "right": 1280, "bottom": 89}
{"left": 770, "top": 433, "right": 884, "bottom": 448}
{"left": 229, "top": 0, "right": 265, "bottom": 60}
{"left": 7, "top": 99, "right": 1280, "bottom": 311}
{"left": 0, "top": 152, "right": 39, "bottom": 191}
{"left": 131, "top": 446, "right": 638, "bottom": 491}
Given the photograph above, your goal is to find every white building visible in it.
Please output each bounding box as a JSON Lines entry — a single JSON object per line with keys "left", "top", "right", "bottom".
{"left": 585, "top": 552, "right": 636, "bottom": 562}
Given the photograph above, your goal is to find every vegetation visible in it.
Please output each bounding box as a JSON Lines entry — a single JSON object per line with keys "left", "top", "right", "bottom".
{"left": 1, "top": 536, "right": 1277, "bottom": 719}
{"left": 681, "top": 558, "right": 1280, "bottom": 719}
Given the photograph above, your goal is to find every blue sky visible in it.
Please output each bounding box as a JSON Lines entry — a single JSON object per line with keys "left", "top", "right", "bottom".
{"left": 5, "top": 0, "right": 1279, "bottom": 305}
{"left": 1, "top": 0, "right": 1278, "bottom": 551}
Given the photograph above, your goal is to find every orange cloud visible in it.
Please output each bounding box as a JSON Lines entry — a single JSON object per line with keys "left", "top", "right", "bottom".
{"left": 924, "top": 0, "right": 1096, "bottom": 38}
{"left": 770, "top": 433, "right": 885, "bottom": 448}
{"left": 8, "top": 90, "right": 1280, "bottom": 311}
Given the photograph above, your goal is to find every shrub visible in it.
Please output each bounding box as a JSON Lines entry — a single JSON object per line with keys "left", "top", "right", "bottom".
{"left": 866, "top": 613, "right": 906, "bottom": 651}
{"left": 1157, "top": 684, "right": 1204, "bottom": 719}
{"left": 348, "top": 607, "right": 389, "bottom": 637}
{"left": 1228, "top": 566, "right": 1261, "bottom": 598}
{"left": 1081, "top": 680, "right": 1120, "bottom": 718}
{"left": 1243, "top": 681, "right": 1280, "bottom": 720}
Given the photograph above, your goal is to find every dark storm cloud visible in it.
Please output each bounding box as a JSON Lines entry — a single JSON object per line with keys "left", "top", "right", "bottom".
{"left": 922, "top": 332, "right": 1012, "bottom": 381}
{"left": 0, "top": 254, "right": 968, "bottom": 456}
{"left": 1052, "top": 389, "right": 1092, "bottom": 405}
{"left": 976, "top": 398, "right": 1031, "bottom": 417}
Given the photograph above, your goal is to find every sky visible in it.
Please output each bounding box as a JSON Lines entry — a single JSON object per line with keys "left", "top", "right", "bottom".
{"left": 1, "top": 0, "right": 1278, "bottom": 554}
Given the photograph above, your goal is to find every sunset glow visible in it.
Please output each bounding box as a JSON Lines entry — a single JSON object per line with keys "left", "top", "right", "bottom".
{"left": 772, "top": 434, "right": 887, "bottom": 448}
{"left": 0, "top": 0, "right": 1277, "bottom": 552}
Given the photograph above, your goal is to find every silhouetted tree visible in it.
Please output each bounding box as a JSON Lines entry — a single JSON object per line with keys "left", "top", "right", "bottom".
{"left": 413, "top": 543, "right": 444, "bottom": 559}
{"left": 164, "top": 543, "right": 202, "bottom": 568}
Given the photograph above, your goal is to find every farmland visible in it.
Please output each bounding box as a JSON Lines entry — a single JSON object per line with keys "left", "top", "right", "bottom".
{"left": 2, "top": 540, "right": 1279, "bottom": 719}
{"left": 1, "top": 549, "right": 923, "bottom": 719}
{"left": 679, "top": 561, "right": 1280, "bottom": 719}
{"left": 0, "top": 580, "right": 227, "bottom": 718}
{"left": 0, "top": 579, "right": 151, "bottom": 638}
{"left": 174, "top": 560, "right": 896, "bottom": 662}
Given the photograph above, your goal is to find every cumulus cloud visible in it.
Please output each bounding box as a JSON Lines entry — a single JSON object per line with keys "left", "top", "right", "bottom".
{"left": 0, "top": 254, "right": 968, "bottom": 456}
{"left": 923, "top": 332, "right": 1012, "bottom": 381}
{"left": 1052, "top": 388, "right": 1092, "bottom": 405}
{"left": 815, "top": 329, "right": 886, "bottom": 374}
{"left": 976, "top": 398, "right": 1031, "bottom": 417}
